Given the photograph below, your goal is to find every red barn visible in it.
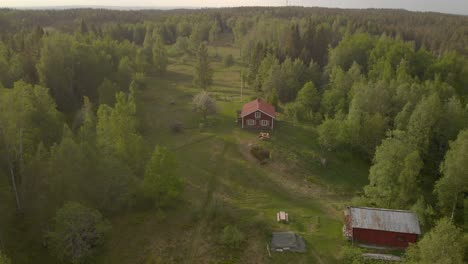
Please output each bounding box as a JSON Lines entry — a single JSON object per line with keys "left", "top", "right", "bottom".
{"left": 240, "top": 99, "right": 276, "bottom": 130}
{"left": 344, "top": 207, "right": 421, "bottom": 248}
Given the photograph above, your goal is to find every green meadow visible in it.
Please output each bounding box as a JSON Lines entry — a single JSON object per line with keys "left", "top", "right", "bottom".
{"left": 96, "top": 45, "right": 369, "bottom": 264}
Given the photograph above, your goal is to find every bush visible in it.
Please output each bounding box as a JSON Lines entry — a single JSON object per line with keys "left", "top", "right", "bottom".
{"left": 250, "top": 145, "right": 270, "bottom": 163}
{"left": 223, "top": 54, "right": 235, "bottom": 67}
{"left": 220, "top": 225, "right": 245, "bottom": 249}
{"left": 0, "top": 251, "right": 11, "bottom": 264}
{"left": 170, "top": 121, "right": 184, "bottom": 133}
{"left": 175, "top": 36, "right": 191, "bottom": 55}
{"left": 179, "top": 54, "right": 190, "bottom": 65}
{"left": 47, "top": 202, "right": 111, "bottom": 264}
{"left": 339, "top": 246, "right": 363, "bottom": 264}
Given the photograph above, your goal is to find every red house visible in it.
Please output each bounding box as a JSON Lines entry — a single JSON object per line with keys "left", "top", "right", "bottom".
{"left": 344, "top": 207, "right": 421, "bottom": 248}
{"left": 240, "top": 99, "right": 276, "bottom": 130}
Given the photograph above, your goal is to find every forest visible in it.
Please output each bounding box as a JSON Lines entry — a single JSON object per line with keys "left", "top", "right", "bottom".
{"left": 0, "top": 6, "right": 467, "bottom": 264}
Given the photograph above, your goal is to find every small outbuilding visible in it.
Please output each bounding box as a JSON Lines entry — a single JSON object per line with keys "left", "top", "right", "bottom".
{"left": 270, "top": 231, "right": 306, "bottom": 252}
{"left": 240, "top": 99, "right": 276, "bottom": 130}
{"left": 344, "top": 206, "right": 421, "bottom": 248}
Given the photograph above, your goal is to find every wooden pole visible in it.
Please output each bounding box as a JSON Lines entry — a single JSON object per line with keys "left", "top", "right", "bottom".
{"left": 240, "top": 71, "right": 243, "bottom": 102}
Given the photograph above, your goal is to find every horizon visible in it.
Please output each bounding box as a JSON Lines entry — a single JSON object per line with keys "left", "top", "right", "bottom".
{"left": 2, "top": 1, "right": 468, "bottom": 16}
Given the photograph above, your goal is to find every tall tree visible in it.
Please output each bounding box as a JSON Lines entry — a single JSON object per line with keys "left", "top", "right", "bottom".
{"left": 143, "top": 146, "right": 183, "bottom": 208}
{"left": 405, "top": 218, "right": 464, "bottom": 264}
{"left": 193, "top": 43, "right": 213, "bottom": 89}
{"left": 0, "top": 81, "right": 61, "bottom": 211}
{"left": 296, "top": 81, "right": 321, "bottom": 113}
{"left": 209, "top": 20, "right": 222, "bottom": 44}
{"left": 152, "top": 35, "right": 168, "bottom": 75}
{"left": 364, "top": 134, "right": 423, "bottom": 208}
{"left": 282, "top": 23, "right": 301, "bottom": 59}
{"left": 96, "top": 90, "right": 146, "bottom": 173}
{"left": 36, "top": 33, "right": 76, "bottom": 112}
{"left": 406, "top": 93, "right": 442, "bottom": 155}
{"left": 435, "top": 129, "right": 468, "bottom": 220}
{"left": 135, "top": 47, "right": 152, "bottom": 74}
{"left": 79, "top": 19, "right": 89, "bottom": 34}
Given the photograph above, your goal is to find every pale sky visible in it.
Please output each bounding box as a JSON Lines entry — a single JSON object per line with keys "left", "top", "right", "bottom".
{"left": 2, "top": 0, "right": 468, "bottom": 15}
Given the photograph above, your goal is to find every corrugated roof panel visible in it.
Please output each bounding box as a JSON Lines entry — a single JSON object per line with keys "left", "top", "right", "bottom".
{"left": 349, "top": 207, "right": 421, "bottom": 235}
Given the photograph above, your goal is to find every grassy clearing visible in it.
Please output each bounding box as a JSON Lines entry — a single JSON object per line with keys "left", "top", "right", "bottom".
{"left": 97, "top": 45, "right": 369, "bottom": 263}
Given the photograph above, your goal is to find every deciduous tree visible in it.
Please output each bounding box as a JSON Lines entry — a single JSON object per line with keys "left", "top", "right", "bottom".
{"left": 143, "top": 146, "right": 183, "bottom": 208}
{"left": 193, "top": 43, "right": 213, "bottom": 89}
{"left": 47, "top": 202, "right": 111, "bottom": 264}
{"left": 152, "top": 35, "right": 168, "bottom": 75}
{"left": 405, "top": 218, "right": 464, "bottom": 264}
{"left": 192, "top": 91, "right": 217, "bottom": 120}
{"left": 435, "top": 129, "right": 468, "bottom": 219}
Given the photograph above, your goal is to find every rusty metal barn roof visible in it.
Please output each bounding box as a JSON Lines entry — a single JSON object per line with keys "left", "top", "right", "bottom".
{"left": 349, "top": 207, "right": 421, "bottom": 235}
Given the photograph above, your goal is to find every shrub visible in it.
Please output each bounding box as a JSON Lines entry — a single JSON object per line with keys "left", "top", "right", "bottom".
{"left": 170, "top": 121, "right": 184, "bottom": 133}
{"left": 339, "top": 246, "right": 363, "bottom": 264}
{"left": 223, "top": 54, "right": 235, "bottom": 67}
{"left": 47, "top": 202, "right": 111, "bottom": 264}
{"left": 0, "top": 251, "right": 11, "bottom": 264}
{"left": 250, "top": 145, "right": 270, "bottom": 163}
{"left": 220, "top": 225, "right": 245, "bottom": 249}
{"left": 179, "top": 54, "right": 190, "bottom": 64}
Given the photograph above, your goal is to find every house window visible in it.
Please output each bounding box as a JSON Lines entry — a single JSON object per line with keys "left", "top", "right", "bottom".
{"left": 255, "top": 112, "right": 261, "bottom": 119}
{"left": 261, "top": 120, "right": 269, "bottom": 126}
{"left": 247, "top": 119, "right": 255, "bottom": 126}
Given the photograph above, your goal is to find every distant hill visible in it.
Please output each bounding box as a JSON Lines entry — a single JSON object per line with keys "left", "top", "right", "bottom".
{"left": 7, "top": 5, "right": 198, "bottom": 10}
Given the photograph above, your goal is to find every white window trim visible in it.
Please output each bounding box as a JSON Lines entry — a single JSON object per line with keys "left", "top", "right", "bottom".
{"left": 255, "top": 112, "right": 261, "bottom": 119}
{"left": 261, "top": 120, "right": 269, "bottom": 126}
{"left": 247, "top": 119, "right": 255, "bottom": 126}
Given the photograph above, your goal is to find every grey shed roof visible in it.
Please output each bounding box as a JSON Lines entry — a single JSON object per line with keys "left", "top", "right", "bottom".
{"left": 271, "top": 232, "right": 306, "bottom": 252}
{"left": 349, "top": 207, "right": 421, "bottom": 235}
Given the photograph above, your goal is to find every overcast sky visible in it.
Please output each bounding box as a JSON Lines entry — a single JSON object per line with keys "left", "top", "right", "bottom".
{"left": 2, "top": 0, "right": 468, "bottom": 15}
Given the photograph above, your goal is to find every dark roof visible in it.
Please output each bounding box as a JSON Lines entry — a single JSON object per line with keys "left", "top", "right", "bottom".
{"left": 240, "top": 98, "right": 276, "bottom": 118}
{"left": 348, "top": 207, "right": 421, "bottom": 235}
{"left": 270, "top": 232, "right": 306, "bottom": 252}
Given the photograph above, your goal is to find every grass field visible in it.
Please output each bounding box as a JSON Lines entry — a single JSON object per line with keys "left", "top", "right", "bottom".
{"left": 95, "top": 45, "right": 370, "bottom": 263}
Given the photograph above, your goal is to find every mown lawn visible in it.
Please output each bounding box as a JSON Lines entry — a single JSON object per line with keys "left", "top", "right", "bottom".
{"left": 98, "top": 45, "right": 370, "bottom": 263}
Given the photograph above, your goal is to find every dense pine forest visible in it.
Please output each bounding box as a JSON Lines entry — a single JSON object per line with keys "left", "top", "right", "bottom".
{"left": 0, "top": 7, "right": 467, "bottom": 264}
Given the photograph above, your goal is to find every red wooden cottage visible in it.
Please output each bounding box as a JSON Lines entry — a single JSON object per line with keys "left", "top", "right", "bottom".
{"left": 240, "top": 99, "right": 276, "bottom": 130}
{"left": 344, "top": 207, "right": 421, "bottom": 248}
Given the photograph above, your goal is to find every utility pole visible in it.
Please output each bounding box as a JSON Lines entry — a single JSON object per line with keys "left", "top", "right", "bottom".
{"left": 240, "top": 71, "right": 243, "bottom": 102}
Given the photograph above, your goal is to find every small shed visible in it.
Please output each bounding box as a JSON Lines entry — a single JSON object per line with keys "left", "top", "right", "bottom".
{"left": 344, "top": 207, "right": 421, "bottom": 248}
{"left": 240, "top": 99, "right": 276, "bottom": 130}
{"left": 270, "top": 232, "right": 306, "bottom": 252}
